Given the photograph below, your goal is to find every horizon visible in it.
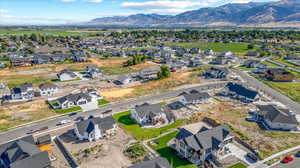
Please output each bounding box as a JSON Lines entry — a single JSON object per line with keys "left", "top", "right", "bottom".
{"left": 0, "top": 0, "right": 278, "bottom": 26}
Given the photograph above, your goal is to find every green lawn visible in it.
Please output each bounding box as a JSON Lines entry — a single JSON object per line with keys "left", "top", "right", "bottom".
{"left": 148, "top": 131, "right": 196, "bottom": 168}
{"left": 112, "top": 111, "right": 185, "bottom": 141}
{"left": 53, "top": 106, "right": 82, "bottom": 113}
{"left": 165, "top": 42, "right": 256, "bottom": 55}
{"left": 264, "top": 81, "right": 300, "bottom": 103}
{"left": 0, "top": 29, "right": 96, "bottom": 36}
{"left": 98, "top": 99, "right": 109, "bottom": 106}
{"left": 5, "top": 76, "right": 50, "bottom": 88}
{"left": 228, "top": 163, "right": 247, "bottom": 168}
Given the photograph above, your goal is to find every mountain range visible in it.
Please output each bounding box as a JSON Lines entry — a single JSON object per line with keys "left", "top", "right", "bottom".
{"left": 89, "top": 0, "right": 300, "bottom": 27}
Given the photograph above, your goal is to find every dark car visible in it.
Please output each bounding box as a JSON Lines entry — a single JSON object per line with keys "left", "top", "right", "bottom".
{"left": 295, "top": 151, "right": 300, "bottom": 157}
{"left": 282, "top": 156, "right": 294, "bottom": 163}
{"left": 246, "top": 153, "right": 258, "bottom": 162}
{"left": 74, "top": 116, "right": 84, "bottom": 121}
{"left": 68, "top": 112, "right": 77, "bottom": 116}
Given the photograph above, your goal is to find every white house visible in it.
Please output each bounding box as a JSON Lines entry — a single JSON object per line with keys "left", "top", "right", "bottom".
{"left": 256, "top": 104, "right": 298, "bottom": 131}
{"left": 131, "top": 103, "right": 175, "bottom": 127}
{"left": 115, "top": 75, "right": 132, "bottom": 85}
{"left": 11, "top": 83, "right": 34, "bottom": 101}
{"left": 39, "top": 83, "right": 58, "bottom": 96}
{"left": 74, "top": 115, "right": 117, "bottom": 142}
{"left": 179, "top": 90, "right": 211, "bottom": 105}
{"left": 57, "top": 69, "right": 77, "bottom": 81}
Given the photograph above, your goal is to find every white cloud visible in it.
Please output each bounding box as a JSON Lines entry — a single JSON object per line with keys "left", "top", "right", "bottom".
{"left": 84, "top": 0, "right": 103, "bottom": 3}
{"left": 60, "top": 0, "right": 76, "bottom": 2}
{"left": 0, "top": 9, "right": 11, "bottom": 13}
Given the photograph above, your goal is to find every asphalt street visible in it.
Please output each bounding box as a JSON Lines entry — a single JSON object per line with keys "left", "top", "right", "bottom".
{"left": 271, "top": 155, "right": 300, "bottom": 168}
{"left": 0, "top": 81, "right": 227, "bottom": 144}
{"left": 233, "top": 69, "right": 300, "bottom": 114}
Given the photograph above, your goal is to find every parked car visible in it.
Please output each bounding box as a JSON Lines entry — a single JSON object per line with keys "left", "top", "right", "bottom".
{"left": 74, "top": 116, "right": 84, "bottom": 121}
{"left": 246, "top": 153, "right": 258, "bottom": 162}
{"left": 295, "top": 151, "right": 300, "bottom": 157}
{"left": 57, "top": 120, "right": 72, "bottom": 126}
{"left": 282, "top": 156, "right": 294, "bottom": 163}
{"left": 69, "top": 112, "right": 77, "bottom": 116}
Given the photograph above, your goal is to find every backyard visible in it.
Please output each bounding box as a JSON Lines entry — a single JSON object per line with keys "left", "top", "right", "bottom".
{"left": 148, "top": 131, "right": 196, "bottom": 168}
{"left": 112, "top": 110, "right": 185, "bottom": 141}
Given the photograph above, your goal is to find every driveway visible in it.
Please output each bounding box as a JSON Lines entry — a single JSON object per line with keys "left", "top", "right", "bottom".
{"left": 80, "top": 101, "right": 98, "bottom": 112}
{"left": 219, "top": 143, "right": 253, "bottom": 166}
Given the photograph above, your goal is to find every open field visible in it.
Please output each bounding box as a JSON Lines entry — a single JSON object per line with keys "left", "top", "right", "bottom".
{"left": 165, "top": 42, "right": 257, "bottom": 54}
{"left": 101, "top": 70, "right": 204, "bottom": 102}
{"left": 263, "top": 81, "right": 300, "bottom": 103}
{"left": 148, "top": 131, "right": 196, "bottom": 168}
{"left": 0, "top": 100, "right": 56, "bottom": 132}
{"left": 197, "top": 99, "right": 300, "bottom": 159}
{"left": 112, "top": 110, "right": 185, "bottom": 141}
{"left": 228, "top": 162, "right": 247, "bottom": 168}
{"left": 0, "top": 29, "right": 98, "bottom": 36}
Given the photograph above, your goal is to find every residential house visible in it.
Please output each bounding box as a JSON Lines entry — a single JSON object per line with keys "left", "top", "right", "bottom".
{"left": 10, "top": 57, "right": 33, "bottom": 67}
{"left": 131, "top": 103, "right": 175, "bottom": 127}
{"left": 39, "top": 83, "right": 58, "bottom": 96}
{"left": 203, "top": 67, "right": 229, "bottom": 79}
{"left": 285, "top": 54, "right": 300, "bottom": 60}
{"left": 173, "top": 125, "right": 234, "bottom": 166}
{"left": 86, "top": 65, "right": 101, "bottom": 79}
{"left": 50, "top": 92, "right": 92, "bottom": 109}
{"left": 138, "top": 66, "right": 161, "bottom": 80}
{"left": 0, "top": 135, "right": 51, "bottom": 168}
{"left": 211, "top": 56, "right": 229, "bottom": 65}
{"left": 204, "top": 49, "right": 214, "bottom": 56}
{"left": 179, "top": 90, "right": 211, "bottom": 105}
{"left": 11, "top": 83, "right": 34, "bottom": 100}
{"left": 189, "top": 48, "right": 201, "bottom": 54}
{"left": 223, "top": 82, "right": 259, "bottom": 103}
{"left": 220, "top": 51, "right": 233, "bottom": 57}
{"left": 115, "top": 75, "right": 132, "bottom": 85}
{"left": 74, "top": 115, "right": 117, "bottom": 142}
{"left": 32, "top": 54, "right": 51, "bottom": 64}
{"left": 72, "top": 52, "right": 87, "bottom": 62}
{"left": 0, "top": 62, "right": 6, "bottom": 68}
{"left": 256, "top": 104, "right": 298, "bottom": 131}
{"left": 128, "top": 157, "right": 171, "bottom": 168}
{"left": 264, "top": 68, "right": 295, "bottom": 82}
{"left": 242, "top": 60, "right": 265, "bottom": 69}
{"left": 245, "top": 51, "right": 260, "bottom": 57}
{"left": 57, "top": 69, "right": 78, "bottom": 81}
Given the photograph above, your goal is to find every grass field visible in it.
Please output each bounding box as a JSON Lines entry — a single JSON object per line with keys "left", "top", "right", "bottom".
{"left": 165, "top": 42, "right": 256, "bottom": 55}
{"left": 148, "top": 131, "right": 196, "bottom": 168}
{"left": 53, "top": 106, "right": 82, "bottom": 113}
{"left": 3, "top": 75, "right": 50, "bottom": 88}
{"left": 101, "top": 65, "right": 137, "bottom": 75}
{"left": 98, "top": 99, "right": 109, "bottom": 106}
{"left": 264, "top": 81, "right": 300, "bottom": 103}
{"left": 0, "top": 29, "right": 97, "bottom": 36}
{"left": 112, "top": 111, "right": 185, "bottom": 141}
{"left": 228, "top": 163, "right": 247, "bottom": 168}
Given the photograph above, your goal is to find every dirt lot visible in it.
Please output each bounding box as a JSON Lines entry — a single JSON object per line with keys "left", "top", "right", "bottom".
{"left": 190, "top": 97, "right": 300, "bottom": 159}
{"left": 61, "top": 129, "right": 134, "bottom": 168}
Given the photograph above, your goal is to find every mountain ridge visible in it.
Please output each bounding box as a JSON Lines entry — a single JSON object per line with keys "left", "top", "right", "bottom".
{"left": 89, "top": 0, "right": 300, "bottom": 27}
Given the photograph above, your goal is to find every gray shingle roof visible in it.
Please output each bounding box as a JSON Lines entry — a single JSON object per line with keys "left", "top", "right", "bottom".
{"left": 179, "top": 126, "right": 232, "bottom": 151}
{"left": 58, "top": 69, "right": 77, "bottom": 78}
{"left": 76, "top": 115, "right": 116, "bottom": 135}
{"left": 257, "top": 105, "right": 298, "bottom": 125}
{"left": 182, "top": 91, "right": 211, "bottom": 102}
{"left": 57, "top": 92, "right": 92, "bottom": 104}
{"left": 128, "top": 157, "right": 171, "bottom": 168}
{"left": 134, "top": 103, "right": 175, "bottom": 122}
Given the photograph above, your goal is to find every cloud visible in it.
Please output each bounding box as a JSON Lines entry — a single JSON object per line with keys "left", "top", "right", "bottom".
{"left": 60, "top": 0, "right": 76, "bottom": 2}
{"left": 0, "top": 9, "right": 11, "bottom": 13}
{"left": 84, "top": 0, "right": 103, "bottom": 2}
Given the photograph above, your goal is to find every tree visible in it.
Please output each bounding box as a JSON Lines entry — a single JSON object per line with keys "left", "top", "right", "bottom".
{"left": 124, "top": 54, "right": 146, "bottom": 67}
{"left": 247, "top": 43, "right": 255, "bottom": 50}
{"left": 157, "top": 66, "right": 171, "bottom": 79}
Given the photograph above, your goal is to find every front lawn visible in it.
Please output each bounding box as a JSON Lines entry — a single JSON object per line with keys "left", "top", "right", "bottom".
{"left": 148, "top": 131, "right": 196, "bottom": 168}
{"left": 228, "top": 163, "right": 247, "bottom": 168}
{"left": 53, "top": 106, "right": 82, "bottom": 113}
{"left": 112, "top": 111, "right": 185, "bottom": 141}
{"left": 98, "top": 99, "right": 109, "bottom": 106}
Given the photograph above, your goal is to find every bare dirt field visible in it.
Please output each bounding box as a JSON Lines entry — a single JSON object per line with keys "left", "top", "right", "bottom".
{"left": 192, "top": 97, "right": 300, "bottom": 159}
{"left": 62, "top": 129, "right": 134, "bottom": 168}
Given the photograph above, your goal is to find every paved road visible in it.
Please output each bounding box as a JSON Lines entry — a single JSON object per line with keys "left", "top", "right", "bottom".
{"left": 266, "top": 59, "right": 300, "bottom": 74}
{"left": 271, "top": 155, "right": 300, "bottom": 168}
{"left": 232, "top": 69, "right": 300, "bottom": 114}
{"left": 0, "top": 81, "right": 227, "bottom": 145}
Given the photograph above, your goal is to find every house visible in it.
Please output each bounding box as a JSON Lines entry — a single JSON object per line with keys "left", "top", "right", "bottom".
{"left": 179, "top": 90, "right": 211, "bottom": 105}
{"left": 220, "top": 51, "right": 233, "bottom": 57}
{"left": 72, "top": 52, "right": 87, "bottom": 62}
{"left": 131, "top": 103, "right": 175, "bottom": 127}
{"left": 39, "top": 83, "right": 58, "bottom": 96}
{"left": 211, "top": 57, "right": 229, "bottom": 65}
{"left": 285, "top": 54, "right": 300, "bottom": 60}
{"left": 189, "top": 48, "right": 201, "bottom": 54}
{"left": 32, "top": 54, "right": 51, "bottom": 64}
{"left": 223, "top": 82, "right": 259, "bottom": 103}
{"left": 115, "top": 75, "right": 132, "bottom": 85}
{"left": 0, "top": 62, "right": 6, "bottom": 68}
{"left": 11, "top": 83, "right": 34, "bottom": 100}
{"left": 50, "top": 92, "right": 92, "bottom": 109}
{"left": 128, "top": 157, "right": 171, "bottom": 168}
{"left": 203, "top": 67, "right": 229, "bottom": 79}
{"left": 74, "top": 115, "right": 117, "bottom": 142}
{"left": 10, "top": 57, "right": 33, "bottom": 67}
{"left": 86, "top": 65, "right": 101, "bottom": 79}
{"left": 256, "top": 104, "right": 298, "bottom": 131}
{"left": 138, "top": 66, "right": 160, "bottom": 80}
{"left": 57, "top": 69, "right": 77, "bottom": 81}
{"left": 264, "top": 68, "right": 295, "bottom": 82}
{"left": 245, "top": 51, "right": 260, "bottom": 57}
{"left": 242, "top": 60, "right": 265, "bottom": 68}
{"left": 173, "top": 125, "right": 234, "bottom": 166}
{"left": 0, "top": 135, "right": 51, "bottom": 168}
{"left": 204, "top": 49, "right": 214, "bottom": 56}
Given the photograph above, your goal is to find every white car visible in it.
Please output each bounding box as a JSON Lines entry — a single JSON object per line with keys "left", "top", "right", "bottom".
{"left": 57, "top": 119, "right": 72, "bottom": 126}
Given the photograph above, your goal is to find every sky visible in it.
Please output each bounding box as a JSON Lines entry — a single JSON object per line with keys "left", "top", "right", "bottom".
{"left": 0, "top": 0, "right": 278, "bottom": 25}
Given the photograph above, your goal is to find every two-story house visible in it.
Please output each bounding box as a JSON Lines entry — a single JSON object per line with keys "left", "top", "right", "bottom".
{"left": 11, "top": 83, "right": 34, "bottom": 101}
{"left": 223, "top": 82, "right": 259, "bottom": 103}
{"left": 179, "top": 90, "right": 211, "bottom": 105}
{"left": 173, "top": 126, "right": 234, "bottom": 166}
{"left": 39, "top": 83, "right": 58, "bottom": 96}
{"left": 74, "top": 115, "right": 117, "bottom": 142}
{"left": 203, "top": 67, "right": 229, "bottom": 79}
{"left": 57, "top": 69, "right": 78, "bottom": 81}
{"left": 86, "top": 65, "right": 101, "bottom": 79}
